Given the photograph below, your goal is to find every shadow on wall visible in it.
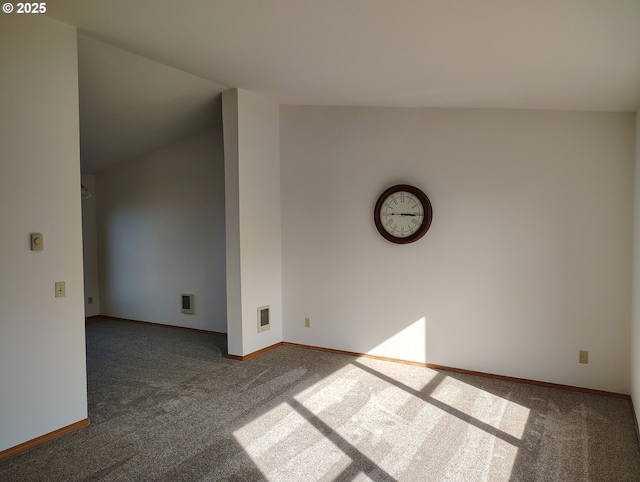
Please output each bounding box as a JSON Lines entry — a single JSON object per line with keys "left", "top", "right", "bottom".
{"left": 91, "top": 127, "right": 227, "bottom": 333}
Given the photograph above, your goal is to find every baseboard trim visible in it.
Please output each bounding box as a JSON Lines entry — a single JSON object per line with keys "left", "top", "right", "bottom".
{"left": 281, "top": 341, "right": 630, "bottom": 400}
{"left": 0, "top": 418, "right": 90, "bottom": 460}
{"left": 94, "top": 315, "right": 227, "bottom": 337}
{"left": 283, "top": 342, "right": 429, "bottom": 366}
{"left": 227, "top": 342, "right": 283, "bottom": 361}
{"left": 630, "top": 397, "right": 640, "bottom": 445}
{"left": 424, "top": 362, "right": 630, "bottom": 399}
{"left": 89, "top": 319, "right": 630, "bottom": 400}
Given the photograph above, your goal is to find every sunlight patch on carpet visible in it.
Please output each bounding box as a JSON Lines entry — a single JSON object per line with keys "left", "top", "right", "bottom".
{"left": 232, "top": 401, "right": 308, "bottom": 459}
{"left": 432, "top": 375, "right": 531, "bottom": 439}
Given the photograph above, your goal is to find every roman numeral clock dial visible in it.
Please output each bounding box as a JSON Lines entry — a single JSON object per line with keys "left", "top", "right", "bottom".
{"left": 374, "top": 184, "right": 433, "bottom": 244}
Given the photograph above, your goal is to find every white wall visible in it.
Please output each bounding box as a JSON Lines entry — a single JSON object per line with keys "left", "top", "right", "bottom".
{"left": 81, "top": 174, "right": 100, "bottom": 317}
{"left": 96, "top": 128, "right": 227, "bottom": 332}
{"left": 281, "top": 106, "right": 634, "bottom": 394}
{"left": 222, "top": 90, "right": 243, "bottom": 354}
{"left": 223, "top": 89, "right": 282, "bottom": 356}
{"left": 0, "top": 16, "right": 87, "bottom": 451}
{"left": 632, "top": 110, "right": 640, "bottom": 415}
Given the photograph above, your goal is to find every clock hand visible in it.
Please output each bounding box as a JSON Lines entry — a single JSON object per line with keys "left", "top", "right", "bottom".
{"left": 389, "top": 213, "right": 422, "bottom": 216}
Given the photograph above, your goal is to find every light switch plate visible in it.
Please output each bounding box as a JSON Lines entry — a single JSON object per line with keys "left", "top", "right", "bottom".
{"left": 31, "top": 233, "right": 43, "bottom": 251}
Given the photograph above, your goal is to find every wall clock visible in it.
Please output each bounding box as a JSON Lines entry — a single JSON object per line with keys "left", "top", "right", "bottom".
{"left": 374, "top": 184, "right": 433, "bottom": 244}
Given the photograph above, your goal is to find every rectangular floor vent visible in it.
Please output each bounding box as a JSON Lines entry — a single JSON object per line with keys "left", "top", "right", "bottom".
{"left": 257, "top": 305, "right": 270, "bottom": 332}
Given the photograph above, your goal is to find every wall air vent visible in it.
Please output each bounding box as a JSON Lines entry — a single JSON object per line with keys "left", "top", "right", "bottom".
{"left": 181, "top": 293, "right": 194, "bottom": 314}
{"left": 257, "top": 305, "right": 270, "bottom": 332}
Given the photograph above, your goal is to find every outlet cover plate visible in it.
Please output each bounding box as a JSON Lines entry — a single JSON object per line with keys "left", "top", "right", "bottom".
{"left": 55, "top": 281, "right": 65, "bottom": 298}
{"left": 579, "top": 350, "right": 588, "bottom": 364}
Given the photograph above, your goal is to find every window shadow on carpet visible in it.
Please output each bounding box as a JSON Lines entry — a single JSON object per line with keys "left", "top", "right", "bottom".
{"left": 2, "top": 317, "right": 640, "bottom": 481}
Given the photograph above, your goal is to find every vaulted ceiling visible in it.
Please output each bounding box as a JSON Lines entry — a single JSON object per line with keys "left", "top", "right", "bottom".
{"left": 46, "top": 1, "right": 640, "bottom": 172}
{"left": 76, "top": 36, "right": 225, "bottom": 173}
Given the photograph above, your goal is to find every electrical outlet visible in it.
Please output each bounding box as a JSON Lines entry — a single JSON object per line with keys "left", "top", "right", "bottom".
{"left": 88, "top": 296, "right": 93, "bottom": 304}
{"left": 305, "top": 317, "right": 311, "bottom": 328}
{"left": 55, "top": 281, "right": 65, "bottom": 298}
{"left": 579, "top": 350, "right": 588, "bottom": 364}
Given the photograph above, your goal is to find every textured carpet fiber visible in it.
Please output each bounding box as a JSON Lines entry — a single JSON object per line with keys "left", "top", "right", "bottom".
{"left": 2, "top": 317, "right": 640, "bottom": 481}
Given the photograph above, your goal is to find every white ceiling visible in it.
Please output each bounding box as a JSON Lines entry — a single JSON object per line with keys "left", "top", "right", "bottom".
{"left": 46, "top": 1, "right": 640, "bottom": 171}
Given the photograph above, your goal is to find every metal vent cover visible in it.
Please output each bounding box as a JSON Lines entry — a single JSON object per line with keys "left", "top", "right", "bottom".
{"left": 257, "top": 305, "right": 270, "bottom": 332}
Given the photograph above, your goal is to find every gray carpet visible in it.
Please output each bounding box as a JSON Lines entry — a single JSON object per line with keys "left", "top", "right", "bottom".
{"left": 1, "top": 316, "right": 640, "bottom": 481}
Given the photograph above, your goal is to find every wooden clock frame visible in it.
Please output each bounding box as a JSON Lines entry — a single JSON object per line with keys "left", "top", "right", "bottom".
{"left": 374, "top": 184, "right": 433, "bottom": 244}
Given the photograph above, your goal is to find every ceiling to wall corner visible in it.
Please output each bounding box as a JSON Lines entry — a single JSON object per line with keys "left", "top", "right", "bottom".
{"left": 76, "top": 35, "right": 226, "bottom": 174}
{"left": 46, "top": 1, "right": 640, "bottom": 172}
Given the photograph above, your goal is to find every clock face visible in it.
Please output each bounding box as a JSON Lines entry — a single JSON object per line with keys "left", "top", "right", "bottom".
{"left": 374, "top": 185, "right": 433, "bottom": 244}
